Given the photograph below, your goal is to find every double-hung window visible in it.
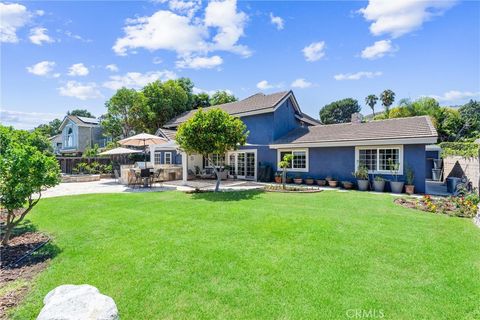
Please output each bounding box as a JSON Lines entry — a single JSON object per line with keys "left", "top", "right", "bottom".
{"left": 203, "top": 154, "right": 225, "bottom": 168}
{"left": 154, "top": 151, "right": 162, "bottom": 165}
{"left": 277, "top": 149, "right": 308, "bottom": 172}
{"left": 164, "top": 152, "right": 172, "bottom": 165}
{"left": 356, "top": 146, "right": 403, "bottom": 174}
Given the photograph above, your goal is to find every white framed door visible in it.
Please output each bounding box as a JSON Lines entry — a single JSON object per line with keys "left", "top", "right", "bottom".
{"left": 227, "top": 149, "right": 257, "bottom": 180}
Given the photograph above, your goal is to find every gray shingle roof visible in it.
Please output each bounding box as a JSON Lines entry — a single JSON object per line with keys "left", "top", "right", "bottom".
{"left": 272, "top": 116, "right": 438, "bottom": 145}
{"left": 164, "top": 91, "right": 291, "bottom": 127}
{"left": 155, "top": 128, "right": 177, "bottom": 140}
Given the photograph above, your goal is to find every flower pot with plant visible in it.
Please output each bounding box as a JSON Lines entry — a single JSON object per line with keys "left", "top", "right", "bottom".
{"left": 388, "top": 159, "right": 404, "bottom": 193}
{"left": 328, "top": 177, "right": 338, "bottom": 187}
{"left": 342, "top": 181, "right": 353, "bottom": 189}
{"left": 405, "top": 165, "right": 415, "bottom": 195}
{"left": 293, "top": 175, "right": 303, "bottom": 184}
{"left": 305, "top": 177, "right": 314, "bottom": 185}
{"left": 316, "top": 178, "right": 326, "bottom": 186}
{"left": 274, "top": 172, "right": 282, "bottom": 184}
{"left": 278, "top": 154, "right": 293, "bottom": 189}
{"left": 373, "top": 176, "right": 385, "bottom": 192}
{"left": 352, "top": 164, "right": 369, "bottom": 191}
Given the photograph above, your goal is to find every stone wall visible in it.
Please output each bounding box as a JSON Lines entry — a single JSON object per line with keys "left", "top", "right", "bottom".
{"left": 443, "top": 156, "right": 480, "bottom": 191}
{"left": 61, "top": 174, "right": 101, "bottom": 183}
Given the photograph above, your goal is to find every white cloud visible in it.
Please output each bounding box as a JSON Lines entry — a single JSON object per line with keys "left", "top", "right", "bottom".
{"left": 113, "top": 0, "right": 250, "bottom": 58}
{"left": 102, "top": 70, "right": 177, "bottom": 90}
{"left": 256, "top": 80, "right": 283, "bottom": 90}
{"left": 360, "top": 40, "right": 396, "bottom": 59}
{"left": 334, "top": 71, "right": 383, "bottom": 81}
{"left": 35, "top": 10, "right": 45, "bottom": 16}
{"left": 302, "top": 41, "right": 326, "bottom": 62}
{"left": 291, "top": 78, "right": 312, "bottom": 88}
{"left": 427, "top": 90, "right": 480, "bottom": 102}
{"left": 176, "top": 55, "right": 223, "bottom": 69}
{"left": 168, "top": 0, "right": 201, "bottom": 18}
{"left": 359, "top": 0, "right": 457, "bottom": 38}
{"left": 29, "top": 27, "right": 54, "bottom": 45}
{"left": 58, "top": 81, "right": 102, "bottom": 100}
{"left": 26, "top": 60, "right": 56, "bottom": 76}
{"left": 67, "top": 63, "right": 89, "bottom": 76}
{"left": 0, "top": 108, "right": 62, "bottom": 130}
{"left": 270, "top": 12, "right": 284, "bottom": 30}
{"left": 0, "top": 2, "right": 30, "bottom": 43}
{"left": 106, "top": 64, "right": 119, "bottom": 72}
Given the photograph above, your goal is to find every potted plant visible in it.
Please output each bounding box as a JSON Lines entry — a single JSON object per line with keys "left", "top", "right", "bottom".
{"left": 342, "top": 181, "right": 353, "bottom": 189}
{"left": 278, "top": 154, "right": 293, "bottom": 189}
{"left": 352, "top": 164, "right": 369, "bottom": 191}
{"left": 293, "top": 175, "right": 303, "bottom": 184}
{"left": 388, "top": 159, "right": 404, "bottom": 194}
{"left": 405, "top": 165, "right": 415, "bottom": 195}
{"left": 328, "top": 176, "right": 338, "bottom": 187}
{"left": 316, "top": 178, "right": 326, "bottom": 186}
{"left": 373, "top": 176, "right": 385, "bottom": 192}
{"left": 305, "top": 176, "right": 314, "bottom": 185}
{"left": 274, "top": 171, "right": 282, "bottom": 184}
{"left": 325, "top": 176, "right": 333, "bottom": 182}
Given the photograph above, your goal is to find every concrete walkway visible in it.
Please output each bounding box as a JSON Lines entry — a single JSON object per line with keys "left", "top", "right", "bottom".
{"left": 41, "top": 179, "right": 264, "bottom": 198}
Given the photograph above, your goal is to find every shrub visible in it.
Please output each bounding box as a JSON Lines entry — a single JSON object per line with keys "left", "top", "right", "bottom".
{"left": 439, "top": 141, "right": 479, "bottom": 158}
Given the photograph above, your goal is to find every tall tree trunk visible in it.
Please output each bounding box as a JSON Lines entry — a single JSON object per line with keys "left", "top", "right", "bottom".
{"left": 207, "top": 156, "right": 221, "bottom": 192}
{"left": 282, "top": 169, "right": 286, "bottom": 189}
{"left": 1, "top": 223, "right": 14, "bottom": 246}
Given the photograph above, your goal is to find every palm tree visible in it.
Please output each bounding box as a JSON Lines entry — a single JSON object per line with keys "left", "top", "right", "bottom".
{"left": 365, "top": 94, "right": 378, "bottom": 118}
{"left": 380, "top": 89, "right": 396, "bottom": 116}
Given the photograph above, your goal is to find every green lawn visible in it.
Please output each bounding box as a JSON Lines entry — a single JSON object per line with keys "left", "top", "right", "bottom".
{"left": 12, "top": 190, "right": 480, "bottom": 319}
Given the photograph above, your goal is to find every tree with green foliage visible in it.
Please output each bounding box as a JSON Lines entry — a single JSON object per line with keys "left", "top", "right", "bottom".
{"left": 193, "top": 93, "right": 211, "bottom": 109}
{"left": 380, "top": 89, "right": 395, "bottom": 115}
{"left": 278, "top": 154, "right": 293, "bottom": 190}
{"left": 319, "top": 98, "right": 361, "bottom": 124}
{"left": 101, "top": 87, "right": 149, "bottom": 139}
{"left": 177, "top": 77, "right": 195, "bottom": 110}
{"left": 176, "top": 108, "right": 248, "bottom": 192}
{"left": 142, "top": 80, "right": 189, "bottom": 132}
{"left": 0, "top": 126, "right": 61, "bottom": 245}
{"left": 365, "top": 94, "right": 378, "bottom": 118}
{"left": 459, "top": 100, "right": 480, "bottom": 138}
{"left": 34, "top": 118, "right": 62, "bottom": 137}
{"left": 209, "top": 90, "right": 237, "bottom": 106}
{"left": 68, "top": 109, "right": 95, "bottom": 118}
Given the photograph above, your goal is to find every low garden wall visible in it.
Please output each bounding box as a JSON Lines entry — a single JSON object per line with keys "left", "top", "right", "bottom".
{"left": 61, "top": 174, "right": 101, "bottom": 183}
{"left": 443, "top": 156, "right": 480, "bottom": 191}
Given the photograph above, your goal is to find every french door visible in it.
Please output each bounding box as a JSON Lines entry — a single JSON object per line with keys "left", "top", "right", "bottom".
{"left": 228, "top": 150, "right": 256, "bottom": 180}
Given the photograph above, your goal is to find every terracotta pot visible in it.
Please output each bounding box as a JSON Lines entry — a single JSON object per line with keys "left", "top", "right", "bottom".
{"left": 405, "top": 185, "right": 415, "bottom": 195}
{"left": 294, "top": 178, "right": 303, "bottom": 184}
{"left": 342, "top": 181, "right": 353, "bottom": 189}
{"left": 316, "top": 179, "right": 326, "bottom": 186}
{"left": 274, "top": 176, "right": 282, "bottom": 183}
{"left": 328, "top": 180, "right": 338, "bottom": 187}
{"left": 305, "top": 178, "right": 314, "bottom": 185}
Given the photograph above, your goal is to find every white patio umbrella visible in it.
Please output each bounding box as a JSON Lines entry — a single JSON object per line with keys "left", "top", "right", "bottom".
{"left": 118, "top": 133, "right": 168, "bottom": 162}
{"left": 98, "top": 147, "right": 142, "bottom": 156}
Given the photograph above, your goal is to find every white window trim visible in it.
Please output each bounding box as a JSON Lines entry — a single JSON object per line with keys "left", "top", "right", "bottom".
{"left": 355, "top": 145, "right": 404, "bottom": 175}
{"left": 154, "top": 150, "right": 162, "bottom": 165}
{"left": 164, "top": 152, "right": 172, "bottom": 165}
{"left": 276, "top": 148, "right": 309, "bottom": 172}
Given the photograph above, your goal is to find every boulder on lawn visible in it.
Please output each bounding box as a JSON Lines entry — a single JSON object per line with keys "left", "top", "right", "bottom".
{"left": 37, "top": 284, "right": 119, "bottom": 320}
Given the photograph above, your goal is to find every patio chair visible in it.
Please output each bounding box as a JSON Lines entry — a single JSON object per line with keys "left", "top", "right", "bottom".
{"left": 153, "top": 169, "right": 164, "bottom": 187}
{"left": 128, "top": 168, "right": 141, "bottom": 189}
{"left": 140, "top": 168, "right": 153, "bottom": 187}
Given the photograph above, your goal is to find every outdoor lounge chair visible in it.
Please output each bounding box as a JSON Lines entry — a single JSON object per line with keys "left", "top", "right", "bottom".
{"left": 128, "top": 168, "right": 141, "bottom": 188}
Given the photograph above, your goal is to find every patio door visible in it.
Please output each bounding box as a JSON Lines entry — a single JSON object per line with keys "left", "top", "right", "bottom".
{"left": 228, "top": 150, "right": 256, "bottom": 180}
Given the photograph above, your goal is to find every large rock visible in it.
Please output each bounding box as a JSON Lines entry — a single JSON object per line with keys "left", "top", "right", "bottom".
{"left": 37, "top": 284, "right": 119, "bottom": 320}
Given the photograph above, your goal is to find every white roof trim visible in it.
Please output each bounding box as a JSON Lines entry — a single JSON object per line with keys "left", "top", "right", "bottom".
{"left": 269, "top": 137, "right": 438, "bottom": 149}
{"left": 426, "top": 144, "right": 441, "bottom": 151}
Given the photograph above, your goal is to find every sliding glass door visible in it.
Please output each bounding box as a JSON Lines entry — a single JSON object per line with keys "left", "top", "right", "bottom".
{"left": 228, "top": 150, "right": 256, "bottom": 180}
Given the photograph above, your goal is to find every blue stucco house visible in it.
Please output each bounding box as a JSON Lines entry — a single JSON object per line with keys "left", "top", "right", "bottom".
{"left": 153, "top": 91, "right": 437, "bottom": 193}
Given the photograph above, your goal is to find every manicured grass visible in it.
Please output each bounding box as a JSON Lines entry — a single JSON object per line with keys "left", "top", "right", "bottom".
{"left": 12, "top": 191, "right": 480, "bottom": 319}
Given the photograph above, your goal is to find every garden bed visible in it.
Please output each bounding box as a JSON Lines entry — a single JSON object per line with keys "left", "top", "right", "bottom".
{"left": 394, "top": 195, "right": 479, "bottom": 218}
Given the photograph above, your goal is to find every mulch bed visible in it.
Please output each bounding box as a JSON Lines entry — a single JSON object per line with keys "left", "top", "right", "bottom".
{"left": 0, "top": 228, "right": 52, "bottom": 319}
{"left": 394, "top": 197, "right": 458, "bottom": 216}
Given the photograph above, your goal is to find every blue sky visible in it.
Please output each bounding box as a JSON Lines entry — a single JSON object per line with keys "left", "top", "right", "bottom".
{"left": 1, "top": 0, "right": 479, "bottom": 129}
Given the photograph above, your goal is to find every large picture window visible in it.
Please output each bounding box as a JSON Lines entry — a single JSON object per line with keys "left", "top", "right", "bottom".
{"left": 356, "top": 146, "right": 403, "bottom": 174}
{"left": 203, "top": 154, "right": 225, "bottom": 168}
{"left": 277, "top": 149, "right": 309, "bottom": 172}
